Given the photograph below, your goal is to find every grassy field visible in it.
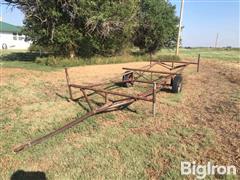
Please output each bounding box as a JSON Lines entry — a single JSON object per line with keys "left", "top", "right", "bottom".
{"left": 0, "top": 49, "right": 239, "bottom": 179}
{"left": 158, "top": 48, "right": 240, "bottom": 62}
{"left": 1, "top": 48, "right": 239, "bottom": 71}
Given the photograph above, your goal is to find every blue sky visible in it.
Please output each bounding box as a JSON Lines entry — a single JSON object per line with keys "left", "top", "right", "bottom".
{"left": 0, "top": 0, "right": 239, "bottom": 47}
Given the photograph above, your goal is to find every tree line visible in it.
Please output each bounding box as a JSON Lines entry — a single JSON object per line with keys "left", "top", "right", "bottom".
{"left": 5, "top": 0, "right": 179, "bottom": 58}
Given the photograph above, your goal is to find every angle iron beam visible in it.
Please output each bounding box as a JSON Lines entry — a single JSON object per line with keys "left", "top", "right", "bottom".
{"left": 152, "top": 60, "right": 198, "bottom": 64}
{"left": 80, "top": 89, "right": 94, "bottom": 111}
{"left": 70, "top": 84, "right": 153, "bottom": 102}
{"left": 122, "top": 67, "right": 180, "bottom": 75}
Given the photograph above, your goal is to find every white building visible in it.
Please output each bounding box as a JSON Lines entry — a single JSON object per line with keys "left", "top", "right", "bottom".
{"left": 0, "top": 17, "right": 31, "bottom": 50}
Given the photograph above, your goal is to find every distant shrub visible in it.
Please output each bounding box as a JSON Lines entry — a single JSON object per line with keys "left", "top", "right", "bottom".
{"left": 29, "top": 44, "right": 54, "bottom": 53}
{"left": 29, "top": 44, "right": 43, "bottom": 52}
{"left": 35, "top": 57, "right": 48, "bottom": 64}
{"left": 35, "top": 56, "right": 85, "bottom": 67}
{"left": 35, "top": 54, "right": 149, "bottom": 67}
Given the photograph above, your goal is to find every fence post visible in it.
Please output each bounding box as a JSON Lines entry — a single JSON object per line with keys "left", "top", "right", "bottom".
{"left": 65, "top": 68, "right": 73, "bottom": 100}
{"left": 152, "top": 82, "right": 157, "bottom": 117}
{"left": 197, "top": 54, "right": 201, "bottom": 72}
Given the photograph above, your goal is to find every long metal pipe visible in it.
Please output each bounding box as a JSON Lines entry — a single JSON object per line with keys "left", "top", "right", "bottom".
{"left": 70, "top": 84, "right": 153, "bottom": 102}
{"left": 13, "top": 97, "right": 137, "bottom": 153}
{"left": 152, "top": 60, "right": 198, "bottom": 64}
{"left": 13, "top": 102, "right": 114, "bottom": 153}
{"left": 122, "top": 67, "right": 180, "bottom": 75}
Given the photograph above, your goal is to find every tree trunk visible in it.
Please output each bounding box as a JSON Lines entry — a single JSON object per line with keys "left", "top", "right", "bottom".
{"left": 69, "top": 50, "right": 76, "bottom": 58}
{"left": 68, "top": 44, "right": 76, "bottom": 58}
{"left": 149, "top": 52, "right": 153, "bottom": 60}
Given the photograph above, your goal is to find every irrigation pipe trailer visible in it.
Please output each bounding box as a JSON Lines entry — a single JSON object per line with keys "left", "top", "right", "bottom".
{"left": 13, "top": 55, "right": 201, "bottom": 153}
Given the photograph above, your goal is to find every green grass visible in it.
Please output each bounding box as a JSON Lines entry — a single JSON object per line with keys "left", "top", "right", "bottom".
{"left": 34, "top": 54, "right": 149, "bottom": 67}
{"left": 0, "top": 50, "right": 58, "bottom": 71}
{"left": 158, "top": 48, "right": 240, "bottom": 62}
{"left": 1, "top": 48, "right": 239, "bottom": 71}
{"left": 160, "top": 93, "right": 182, "bottom": 106}
{"left": 0, "top": 61, "right": 59, "bottom": 71}
{"left": 0, "top": 71, "right": 221, "bottom": 179}
{"left": 1, "top": 48, "right": 239, "bottom": 179}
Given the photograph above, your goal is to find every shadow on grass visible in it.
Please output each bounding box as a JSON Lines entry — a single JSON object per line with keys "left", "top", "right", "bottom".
{"left": 11, "top": 170, "right": 47, "bottom": 180}
{"left": 1, "top": 52, "right": 58, "bottom": 71}
{"left": 1, "top": 52, "right": 48, "bottom": 62}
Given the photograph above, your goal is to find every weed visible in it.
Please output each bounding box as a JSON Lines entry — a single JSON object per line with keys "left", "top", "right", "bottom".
{"left": 103, "top": 113, "right": 116, "bottom": 121}
{"left": 160, "top": 93, "right": 182, "bottom": 106}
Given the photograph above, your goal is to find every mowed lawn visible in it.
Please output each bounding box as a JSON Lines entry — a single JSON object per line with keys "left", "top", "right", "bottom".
{"left": 1, "top": 48, "right": 239, "bottom": 70}
{"left": 158, "top": 48, "right": 240, "bottom": 62}
{"left": 0, "top": 49, "right": 239, "bottom": 179}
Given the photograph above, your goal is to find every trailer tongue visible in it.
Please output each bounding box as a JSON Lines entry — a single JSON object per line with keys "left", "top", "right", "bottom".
{"left": 13, "top": 55, "right": 200, "bottom": 153}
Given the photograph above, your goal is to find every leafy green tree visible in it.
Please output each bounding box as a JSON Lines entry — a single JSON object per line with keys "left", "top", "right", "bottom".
{"left": 4, "top": 0, "right": 138, "bottom": 57}
{"left": 81, "top": 0, "right": 138, "bottom": 56}
{"left": 133, "top": 0, "right": 179, "bottom": 54}
{"left": 4, "top": 0, "right": 178, "bottom": 58}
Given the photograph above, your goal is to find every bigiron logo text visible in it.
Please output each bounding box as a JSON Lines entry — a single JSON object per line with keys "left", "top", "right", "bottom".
{"left": 181, "top": 161, "right": 237, "bottom": 179}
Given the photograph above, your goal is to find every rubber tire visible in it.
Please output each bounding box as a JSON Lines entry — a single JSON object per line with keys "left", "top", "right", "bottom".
{"left": 122, "top": 71, "right": 133, "bottom": 87}
{"left": 172, "top": 75, "right": 183, "bottom": 93}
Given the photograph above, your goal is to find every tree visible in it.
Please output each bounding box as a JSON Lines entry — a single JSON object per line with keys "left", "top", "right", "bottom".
{"left": 132, "top": 0, "right": 179, "bottom": 55}
{"left": 4, "top": 0, "right": 138, "bottom": 57}
{"left": 82, "top": 0, "right": 138, "bottom": 56}
{"left": 4, "top": 0, "right": 178, "bottom": 58}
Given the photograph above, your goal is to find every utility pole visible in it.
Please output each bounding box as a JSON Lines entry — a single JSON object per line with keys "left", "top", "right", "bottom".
{"left": 215, "top": 33, "right": 219, "bottom": 48}
{"left": 176, "top": 0, "right": 185, "bottom": 56}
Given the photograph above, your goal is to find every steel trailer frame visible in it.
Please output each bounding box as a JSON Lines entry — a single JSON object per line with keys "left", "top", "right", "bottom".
{"left": 13, "top": 55, "right": 200, "bottom": 153}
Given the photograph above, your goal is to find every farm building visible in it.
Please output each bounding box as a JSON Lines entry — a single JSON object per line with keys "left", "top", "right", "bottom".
{"left": 0, "top": 18, "right": 31, "bottom": 50}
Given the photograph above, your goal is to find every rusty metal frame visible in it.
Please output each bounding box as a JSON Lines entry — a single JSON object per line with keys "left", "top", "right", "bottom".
{"left": 13, "top": 55, "right": 201, "bottom": 153}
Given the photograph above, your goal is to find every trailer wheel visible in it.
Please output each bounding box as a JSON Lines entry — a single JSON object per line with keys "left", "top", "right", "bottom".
{"left": 122, "top": 71, "right": 133, "bottom": 87}
{"left": 172, "top": 75, "right": 183, "bottom": 93}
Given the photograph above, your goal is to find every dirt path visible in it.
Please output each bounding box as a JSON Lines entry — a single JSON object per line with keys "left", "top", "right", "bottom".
{"left": 1, "top": 62, "right": 148, "bottom": 85}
